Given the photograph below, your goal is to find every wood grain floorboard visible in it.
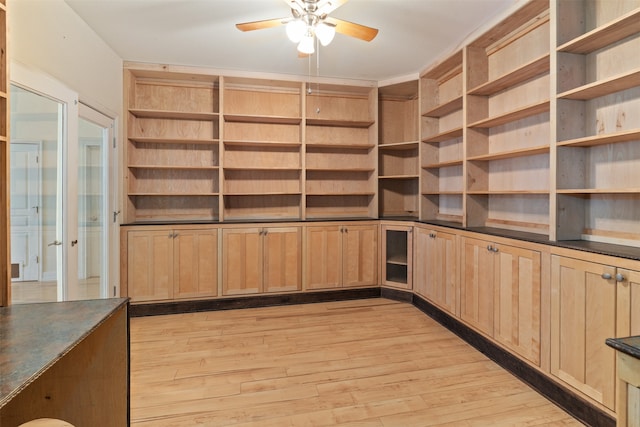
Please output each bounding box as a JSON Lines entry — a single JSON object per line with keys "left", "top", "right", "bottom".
{"left": 130, "top": 298, "right": 584, "bottom": 426}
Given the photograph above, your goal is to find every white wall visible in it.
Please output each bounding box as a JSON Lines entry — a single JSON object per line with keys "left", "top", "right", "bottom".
{"left": 8, "top": 0, "right": 123, "bottom": 117}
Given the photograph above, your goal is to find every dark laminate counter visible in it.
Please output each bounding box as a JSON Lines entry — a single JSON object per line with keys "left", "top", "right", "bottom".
{"left": 606, "top": 336, "right": 640, "bottom": 359}
{"left": 0, "top": 298, "right": 129, "bottom": 426}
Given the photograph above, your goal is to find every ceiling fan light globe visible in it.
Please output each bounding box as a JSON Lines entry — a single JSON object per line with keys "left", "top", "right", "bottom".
{"left": 315, "top": 22, "right": 335, "bottom": 46}
{"left": 298, "top": 34, "right": 315, "bottom": 54}
{"left": 286, "top": 19, "right": 306, "bottom": 43}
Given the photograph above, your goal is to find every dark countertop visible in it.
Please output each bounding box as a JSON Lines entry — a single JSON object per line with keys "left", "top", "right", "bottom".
{"left": 121, "top": 217, "right": 640, "bottom": 262}
{"left": 606, "top": 336, "right": 640, "bottom": 359}
{"left": 0, "top": 298, "right": 129, "bottom": 408}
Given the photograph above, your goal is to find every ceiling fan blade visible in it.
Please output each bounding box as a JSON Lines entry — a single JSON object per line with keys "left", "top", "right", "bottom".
{"left": 236, "top": 18, "right": 287, "bottom": 32}
{"left": 317, "top": 0, "right": 349, "bottom": 15}
{"left": 324, "top": 17, "right": 378, "bottom": 42}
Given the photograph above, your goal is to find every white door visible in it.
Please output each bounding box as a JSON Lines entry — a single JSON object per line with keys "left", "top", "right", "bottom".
{"left": 9, "top": 142, "right": 41, "bottom": 281}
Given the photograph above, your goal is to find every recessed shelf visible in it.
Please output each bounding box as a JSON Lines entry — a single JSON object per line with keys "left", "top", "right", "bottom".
{"left": 557, "top": 129, "right": 640, "bottom": 147}
{"left": 467, "top": 145, "right": 550, "bottom": 161}
{"left": 129, "top": 192, "right": 219, "bottom": 196}
{"left": 558, "top": 69, "right": 640, "bottom": 100}
{"left": 379, "top": 141, "right": 419, "bottom": 150}
{"left": 224, "top": 114, "right": 301, "bottom": 125}
{"left": 306, "top": 167, "right": 375, "bottom": 172}
{"left": 557, "top": 188, "right": 640, "bottom": 196}
{"left": 129, "top": 109, "right": 219, "bottom": 120}
{"left": 468, "top": 54, "right": 550, "bottom": 96}
{"left": 305, "top": 191, "right": 376, "bottom": 196}
{"left": 223, "top": 166, "right": 301, "bottom": 171}
{"left": 129, "top": 137, "right": 219, "bottom": 145}
{"left": 422, "top": 96, "right": 463, "bottom": 118}
{"left": 421, "top": 191, "right": 464, "bottom": 195}
{"left": 467, "top": 190, "right": 550, "bottom": 195}
{"left": 225, "top": 191, "right": 302, "bottom": 196}
{"left": 421, "top": 127, "right": 463, "bottom": 143}
{"left": 468, "top": 100, "right": 550, "bottom": 128}
{"left": 557, "top": 8, "right": 640, "bottom": 54}
{"left": 306, "top": 118, "right": 375, "bottom": 128}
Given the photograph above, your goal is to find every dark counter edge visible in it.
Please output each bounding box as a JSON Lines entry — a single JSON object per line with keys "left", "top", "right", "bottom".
{"left": 121, "top": 218, "right": 640, "bottom": 262}
{"left": 606, "top": 336, "right": 640, "bottom": 359}
{"left": 130, "top": 287, "right": 613, "bottom": 427}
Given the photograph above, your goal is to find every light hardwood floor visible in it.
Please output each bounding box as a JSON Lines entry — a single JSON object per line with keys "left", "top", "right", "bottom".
{"left": 130, "top": 298, "right": 584, "bottom": 426}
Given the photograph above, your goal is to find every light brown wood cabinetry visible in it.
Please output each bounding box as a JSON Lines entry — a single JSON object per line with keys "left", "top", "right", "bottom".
{"left": 305, "top": 223, "right": 378, "bottom": 290}
{"left": 420, "top": 51, "right": 464, "bottom": 225}
{"left": 460, "top": 235, "right": 542, "bottom": 365}
{"left": 554, "top": 1, "right": 640, "bottom": 245}
{"left": 381, "top": 223, "right": 413, "bottom": 289}
{"left": 551, "top": 253, "right": 640, "bottom": 412}
{"left": 413, "top": 225, "right": 457, "bottom": 315}
{"left": 222, "top": 226, "right": 301, "bottom": 296}
{"left": 124, "top": 69, "right": 221, "bottom": 223}
{"left": 124, "top": 227, "right": 218, "bottom": 302}
{"left": 378, "top": 81, "right": 419, "bottom": 218}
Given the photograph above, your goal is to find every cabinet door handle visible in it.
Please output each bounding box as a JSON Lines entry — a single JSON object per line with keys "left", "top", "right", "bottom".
{"left": 492, "top": 246, "right": 499, "bottom": 253}
{"left": 615, "top": 273, "right": 625, "bottom": 282}
{"left": 487, "top": 245, "right": 493, "bottom": 252}
{"left": 429, "top": 233, "right": 436, "bottom": 238}
{"left": 601, "top": 273, "right": 612, "bottom": 280}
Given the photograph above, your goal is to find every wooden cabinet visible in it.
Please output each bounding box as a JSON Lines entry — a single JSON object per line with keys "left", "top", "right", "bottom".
{"left": 222, "top": 226, "right": 301, "bottom": 295}
{"left": 420, "top": 50, "right": 464, "bottom": 225}
{"left": 413, "top": 225, "right": 457, "bottom": 315}
{"left": 124, "top": 227, "right": 218, "bottom": 302}
{"left": 460, "top": 235, "right": 542, "bottom": 365}
{"left": 378, "top": 80, "right": 419, "bottom": 218}
{"left": 305, "top": 223, "right": 378, "bottom": 290}
{"left": 381, "top": 223, "right": 413, "bottom": 289}
{"left": 554, "top": 1, "right": 640, "bottom": 245}
{"left": 305, "top": 84, "right": 378, "bottom": 219}
{"left": 551, "top": 253, "right": 640, "bottom": 412}
{"left": 124, "top": 69, "right": 221, "bottom": 223}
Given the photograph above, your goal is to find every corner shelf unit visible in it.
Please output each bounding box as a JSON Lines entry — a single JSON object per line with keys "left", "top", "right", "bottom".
{"left": 555, "top": 2, "right": 640, "bottom": 245}
{"left": 378, "top": 80, "right": 419, "bottom": 218}
{"left": 124, "top": 69, "right": 221, "bottom": 222}
{"left": 420, "top": 50, "right": 465, "bottom": 225}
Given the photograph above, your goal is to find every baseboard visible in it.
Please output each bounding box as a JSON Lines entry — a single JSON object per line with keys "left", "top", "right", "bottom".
{"left": 129, "top": 287, "right": 381, "bottom": 317}
{"left": 380, "top": 286, "right": 413, "bottom": 303}
{"left": 411, "top": 293, "right": 616, "bottom": 427}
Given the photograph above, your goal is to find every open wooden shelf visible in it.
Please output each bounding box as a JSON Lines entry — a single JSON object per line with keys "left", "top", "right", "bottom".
{"left": 379, "top": 175, "right": 419, "bottom": 180}
{"left": 422, "top": 191, "right": 464, "bottom": 196}
{"left": 306, "top": 118, "right": 374, "bottom": 128}
{"left": 129, "top": 137, "right": 219, "bottom": 145}
{"left": 557, "top": 8, "right": 640, "bottom": 54}
{"left": 421, "top": 127, "right": 463, "bottom": 143}
{"left": 468, "top": 54, "right": 550, "bottom": 96}
{"left": 223, "top": 139, "right": 301, "bottom": 148}
{"left": 129, "top": 109, "right": 219, "bottom": 120}
{"left": 468, "top": 100, "right": 550, "bottom": 128}
{"left": 306, "top": 167, "right": 375, "bottom": 172}
{"left": 386, "top": 254, "right": 408, "bottom": 265}
{"left": 379, "top": 141, "right": 419, "bottom": 150}
{"left": 557, "top": 188, "right": 640, "bottom": 195}
{"left": 223, "top": 114, "right": 301, "bottom": 125}
{"left": 223, "top": 166, "right": 301, "bottom": 171}
{"left": 129, "top": 192, "right": 219, "bottom": 196}
{"left": 422, "top": 159, "right": 463, "bottom": 169}
{"left": 467, "top": 145, "right": 550, "bottom": 162}
{"left": 467, "top": 190, "right": 550, "bottom": 195}
{"left": 128, "top": 165, "right": 219, "bottom": 170}
{"left": 306, "top": 142, "right": 375, "bottom": 150}
{"left": 422, "top": 96, "right": 463, "bottom": 118}
{"left": 306, "top": 191, "right": 376, "bottom": 196}
{"left": 558, "top": 69, "right": 640, "bottom": 100}
{"left": 224, "top": 191, "right": 302, "bottom": 196}
{"left": 557, "top": 129, "right": 640, "bottom": 147}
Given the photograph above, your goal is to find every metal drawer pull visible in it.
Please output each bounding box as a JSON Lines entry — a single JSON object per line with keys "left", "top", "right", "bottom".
{"left": 601, "top": 273, "right": 612, "bottom": 280}
{"left": 615, "top": 273, "right": 625, "bottom": 282}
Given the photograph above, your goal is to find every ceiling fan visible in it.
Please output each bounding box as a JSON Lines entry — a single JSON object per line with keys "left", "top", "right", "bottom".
{"left": 235, "top": 0, "right": 379, "bottom": 55}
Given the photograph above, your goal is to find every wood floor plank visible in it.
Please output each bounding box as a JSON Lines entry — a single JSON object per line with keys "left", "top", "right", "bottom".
{"left": 130, "top": 298, "right": 583, "bottom": 426}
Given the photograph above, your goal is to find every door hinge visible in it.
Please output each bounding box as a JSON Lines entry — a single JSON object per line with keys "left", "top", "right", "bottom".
{"left": 36, "top": 256, "right": 39, "bottom": 264}
{"left": 113, "top": 210, "right": 121, "bottom": 223}
{"left": 113, "top": 136, "right": 117, "bottom": 149}
{"left": 113, "top": 286, "right": 117, "bottom": 297}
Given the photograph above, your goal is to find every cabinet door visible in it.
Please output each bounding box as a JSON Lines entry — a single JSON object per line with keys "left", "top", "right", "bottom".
{"left": 460, "top": 237, "right": 494, "bottom": 336}
{"left": 343, "top": 225, "right": 378, "bottom": 288}
{"left": 494, "top": 244, "right": 541, "bottom": 366}
{"left": 305, "top": 226, "right": 342, "bottom": 290}
{"left": 413, "top": 227, "right": 430, "bottom": 298}
{"left": 174, "top": 229, "right": 218, "bottom": 299}
{"left": 551, "top": 255, "right": 616, "bottom": 410}
{"left": 618, "top": 268, "right": 640, "bottom": 337}
{"left": 263, "top": 227, "right": 301, "bottom": 293}
{"left": 381, "top": 225, "right": 411, "bottom": 289}
{"left": 127, "top": 230, "right": 173, "bottom": 302}
{"left": 429, "top": 230, "right": 457, "bottom": 315}
{"left": 222, "top": 228, "right": 263, "bottom": 295}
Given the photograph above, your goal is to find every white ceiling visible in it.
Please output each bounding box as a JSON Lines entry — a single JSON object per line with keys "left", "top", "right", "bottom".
{"left": 65, "top": 0, "right": 519, "bottom": 83}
